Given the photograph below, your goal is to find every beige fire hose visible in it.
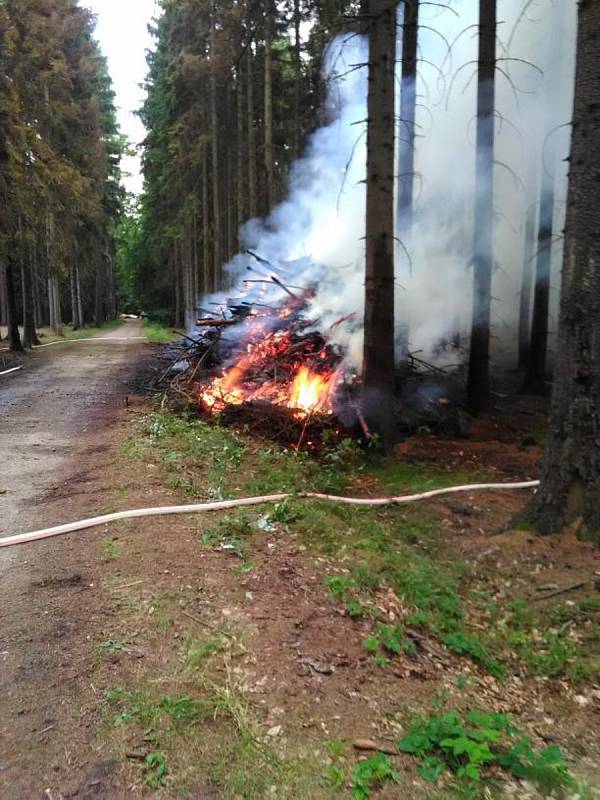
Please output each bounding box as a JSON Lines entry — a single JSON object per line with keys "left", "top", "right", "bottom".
{"left": 0, "top": 481, "right": 539, "bottom": 549}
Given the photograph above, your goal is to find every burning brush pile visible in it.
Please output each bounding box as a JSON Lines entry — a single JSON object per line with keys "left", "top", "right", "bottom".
{"left": 168, "top": 254, "right": 365, "bottom": 450}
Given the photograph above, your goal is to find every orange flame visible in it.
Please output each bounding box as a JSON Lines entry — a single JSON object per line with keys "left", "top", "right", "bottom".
{"left": 288, "top": 367, "right": 332, "bottom": 414}
{"left": 199, "top": 331, "right": 336, "bottom": 418}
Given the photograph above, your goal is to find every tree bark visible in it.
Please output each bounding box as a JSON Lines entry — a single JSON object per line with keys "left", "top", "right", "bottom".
{"left": 247, "top": 43, "right": 257, "bottom": 219}
{"left": 520, "top": 0, "right": 600, "bottom": 539}
{"left": 293, "top": 0, "right": 302, "bottom": 159}
{"left": 362, "top": 0, "right": 397, "bottom": 445}
{"left": 524, "top": 158, "right": 556, "bottom": 393}
{"left": 49, "top": 273, "right": 63, "bottom": 335}
{"left": 202, "top": 156, "right": 211, "bottom": 292}
{"left": 70, "top": 263, "right": 81, "bottom": 330}
{"left": 518, "top": 188, "right": 537, "bottom": 368}
{"left": 3, "top": 259, "right": 23, "bottom": 352}
{"left": 396, "top": 0, "right": 419, "bottom": 239}
{"left": 75, "top": 263, "right": 83, "bottom": 327}
{"left": 22, "top": 249, "right": 39, "bottom": 348}
{"left": 210, "top": 23, "right": 221, "bottom": 291}
{"left": 264, "top": 0, "right": 274, "bottom": 212}
{"left": 237, "top": 60, "right": 246, "bottom": 240}
{"left": 466, "top": 0, "right": 496, "bottom": 413}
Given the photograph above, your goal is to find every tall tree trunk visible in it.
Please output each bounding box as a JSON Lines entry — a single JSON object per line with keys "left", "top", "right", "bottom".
{"left": 362, "top": 0, "right": 397, "bottom": 445}
{"left": 247, "top": 44, "right": 257, "bottom": 219}
{"left": 264, "top": 0, "right": 274, "bottom": 212}
{"left": 466, "top": 0, "right": 496, "bottom": 413}
{"left": 519, "top": 0, "right": 600, "bottom": 538}
{"left": 396, "top": 0, "right": 419, "bottom": 239}
{"left": 75, "top": 264, "right": 84, "bottom": 327}
{"left": 0, "top": 263, "right": 8, "bottom": 337}
{"left": 192, "top": 207, "right": 200, "bottom": 305}
{"left": 518, "top": 188, "right": 537, "bottom": 368}
{"left": 18, "top": 213, "right": 38, "bottom": 348}
{"left": 49, "top": 274, "right": 63, "bottom": 335}
{"left": 202, "top": 156, "right": 211, "bottom": 292}
{"left": 293, "top": 0, "right": 302, "bottom": 159}
{"left": 524, "top": 155, "right": 556, "bottom": 393}
{"left": 32, "top": 242, "right": 42, "bottom": 329}
{"left": 3, "top": 259, "right": 23, "bottom": 352}
{"left": 70, "top": 263, "right": 81, "bottom": 330}
{"left": 237, "top": 61, "right": 246, "bottom": 240}
{"left": 22, "top": 248, "right": 39, "bottom": 348}
{"left": 174, "top": 249, "right": 182, "bottom": 329}
{"left": 210, "top": 26, "right": 222, "bottom": 291}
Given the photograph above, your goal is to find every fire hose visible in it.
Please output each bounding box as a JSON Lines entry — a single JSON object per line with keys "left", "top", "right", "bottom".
{"left": 0, "top": 481, "right": 539, "bottom": 549}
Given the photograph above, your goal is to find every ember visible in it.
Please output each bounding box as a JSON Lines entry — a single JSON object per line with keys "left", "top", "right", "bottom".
{"left": 163, "top": 263, "right": 352, "bottom": 447}
{"left": 198, "top": 316, "right": 340, "bottom": 418}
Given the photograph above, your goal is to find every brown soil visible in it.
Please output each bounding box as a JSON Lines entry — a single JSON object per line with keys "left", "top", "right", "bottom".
{"left": 1, "top": 335, "right": 599, "bottom": 799}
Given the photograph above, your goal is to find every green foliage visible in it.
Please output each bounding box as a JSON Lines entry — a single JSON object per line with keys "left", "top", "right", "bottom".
{"left": 143, "top": 751, "right": 168, "bottom": 788}
{"left": 351, "top": 754, "right": 399, "bottom": 800}
{"left": 362, "top": 624, "right": 416, "bottom": 660}
{"left": 326, "top": 574, "right": 370, "bottom": 619}
{"left": 398, "top": 709, "right": 574, "bottom": 793}
{"left": 143, "top": 318, "right": 178, "bottom": 343}
{"left": 441, "top": 632, "right": 504, "bottom": 678}
{"left": 0, "top": 0, "right": 125, "bottom": 327}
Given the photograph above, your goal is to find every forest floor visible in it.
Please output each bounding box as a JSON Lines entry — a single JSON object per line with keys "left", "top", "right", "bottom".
{"left": 1, "top": 332, "right": 599, "bottom": 799}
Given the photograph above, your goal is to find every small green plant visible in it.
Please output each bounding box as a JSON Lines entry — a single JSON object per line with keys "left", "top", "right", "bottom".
{"left": 351, "top": 753, "right": 399, "bottom": 800}
{"left": 397, "top": 709, "right": 574, "bottom": 793}
{"left": 98, "top": 635, "right": 127, "bottom": 654}
{"left": 232, "top": 560, "right": 255, "bottom": 575}
{"left": 441, "top": 631, "right": 504, "bottom": 678}
{"left": 520, "top": 633, "right": 576, "bottom": 678}
{"left": 362, "top": 624, "right": 416, "bottom": 661}
{"left": 100, "top": 537, "right": 121, "bottom": 560}
{"left": 326, "top": 574, "right": 370, "bottom": 619}
{"left": 184, "top": 635, "right": 222, "bottom": 671}
{"left": 326, "top": 738, "right": 348, "bottom": 758}
{"left": 143, "top": 751, "right": 168, "bottom": 787}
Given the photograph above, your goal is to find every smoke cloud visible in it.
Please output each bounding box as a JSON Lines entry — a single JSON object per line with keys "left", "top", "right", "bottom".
{"left": 204, "top": 0, "right": 576, "bottom": 371}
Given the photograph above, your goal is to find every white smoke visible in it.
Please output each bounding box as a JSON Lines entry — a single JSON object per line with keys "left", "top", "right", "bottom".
{"left": 207, "top": 0, "right": 576, "bottom": 371}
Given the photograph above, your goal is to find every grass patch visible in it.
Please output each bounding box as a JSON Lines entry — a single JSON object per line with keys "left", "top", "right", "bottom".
{"left": 143, "top": 319, "right": 180, "bottom": 343}
{"left": 120, "top": 411, "right": 600, "bottom": 684}
{"left": 64, "top": 318, "right": 123, "bottom": 340}
{"left": 100, "top": 537, "right": 121, "bottom": 560}
{"left": 103, "top": 662, "right": 343, "bottom": 798}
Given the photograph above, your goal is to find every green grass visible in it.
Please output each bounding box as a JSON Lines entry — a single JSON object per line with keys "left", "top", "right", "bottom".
{"left": 120, "top": 410, "right": 600, "bottom": 688}
{"left": 103, "top": 662, "right": 344, "bottom": 799}
{"left": 143, "top": 319, "right": 180, "bottom": 343}
{"left": 64, "top": 318, "right": 123, "bottom": 340}
{"left": 100, "top": 537, "right": 121, "bottom": 560}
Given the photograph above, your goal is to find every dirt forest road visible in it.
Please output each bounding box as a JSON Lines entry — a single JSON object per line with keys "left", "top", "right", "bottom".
{"left": 0, "top": 320, "right": 152, "bottom": 799}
